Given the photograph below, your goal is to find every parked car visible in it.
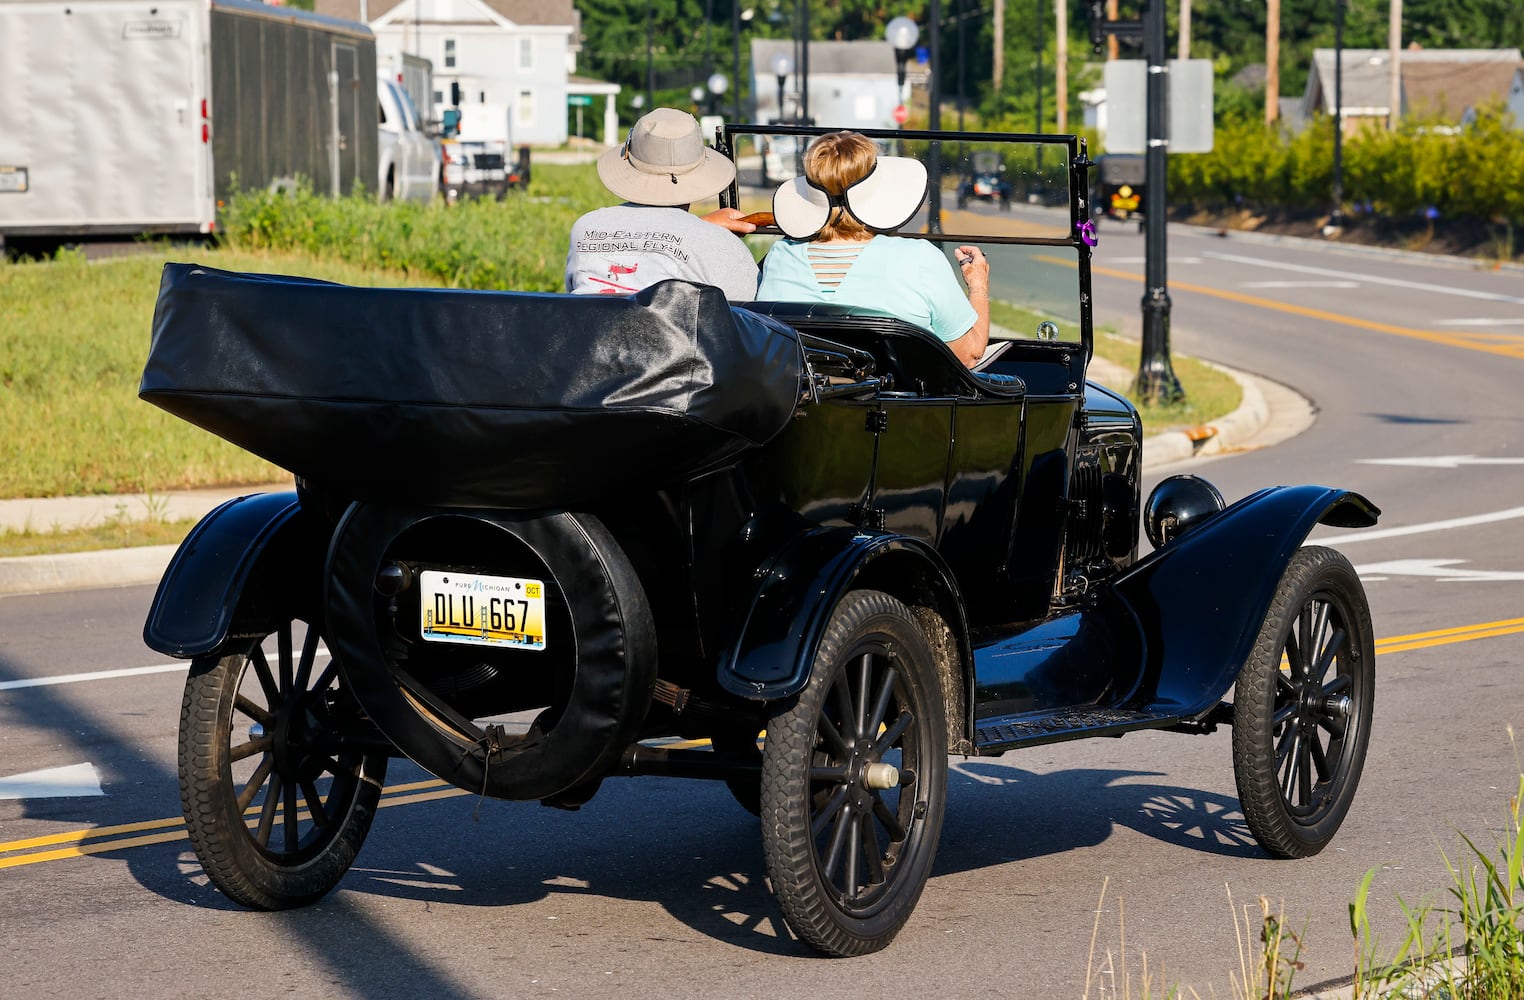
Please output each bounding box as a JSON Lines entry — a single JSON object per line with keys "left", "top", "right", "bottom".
{"left": 377, "top": 74, "right": 438, "bottom": 203}
{"left": 139, "top": 124, "right": 1379, "bottom": 959}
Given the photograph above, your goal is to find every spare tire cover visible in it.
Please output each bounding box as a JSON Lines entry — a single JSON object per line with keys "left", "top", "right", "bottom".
{"left": 324, "top": 502, "right": 657, "bottom": 801}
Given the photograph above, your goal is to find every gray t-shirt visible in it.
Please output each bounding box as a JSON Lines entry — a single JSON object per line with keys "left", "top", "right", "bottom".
{"left": 566, "top": 204, "right": 759, "bottom": 302}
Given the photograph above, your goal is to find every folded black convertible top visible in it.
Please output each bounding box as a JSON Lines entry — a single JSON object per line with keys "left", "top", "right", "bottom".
{"left": 141, "top": 265, "right": 803, "bottom": 508}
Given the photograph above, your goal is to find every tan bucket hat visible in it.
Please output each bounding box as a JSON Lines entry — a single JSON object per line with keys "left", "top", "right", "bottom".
{"left": 597, "top": 108, "right": 736, "bottom": 207}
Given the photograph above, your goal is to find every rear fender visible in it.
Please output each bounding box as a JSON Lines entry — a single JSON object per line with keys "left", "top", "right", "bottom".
{"left": 718, "top": 528, "right": 973, "bottom": 715}
{"left": 142, "top": 492, "right": 322, "bottom": 658}
{"left": 1113, "top": 485, "right": 1379, "bottom": 717}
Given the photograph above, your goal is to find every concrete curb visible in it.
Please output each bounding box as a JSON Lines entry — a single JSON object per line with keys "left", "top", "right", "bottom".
{"left": 0, "top": 366, "right": 1312, "bottom": 598}
{"left": 0, "top": 545, "right": 181, "bottom": 595}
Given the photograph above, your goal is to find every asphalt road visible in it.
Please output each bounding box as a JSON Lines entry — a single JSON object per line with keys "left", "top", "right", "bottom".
{"left": 3, "top": 227, "right": 1523, "bottom": 998}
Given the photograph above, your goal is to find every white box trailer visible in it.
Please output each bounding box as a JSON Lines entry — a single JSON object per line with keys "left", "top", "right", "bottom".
{"left": 0, "top": 0, "right": 378, "bottom": 243}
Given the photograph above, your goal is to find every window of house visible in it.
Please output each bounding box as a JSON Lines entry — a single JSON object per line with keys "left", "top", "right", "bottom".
{"left": 519, "top": 37, "right": 533, "bottom": 71}
{"left": 517, "top": 88, "right": 534, "bottom": 126}
{"left": 444, "top": 38, "right": 456, "bottom": 69}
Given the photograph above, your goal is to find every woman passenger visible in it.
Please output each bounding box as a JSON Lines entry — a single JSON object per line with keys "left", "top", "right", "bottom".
{"left": 757, "top": 131, "right": 991, "bottom": 367}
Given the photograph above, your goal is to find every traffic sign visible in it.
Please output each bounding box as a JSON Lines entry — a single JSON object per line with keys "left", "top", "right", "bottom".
{"left": 567, "top": 95, "right": 593, "bottom": 107}
{"left": 892, "top": 104, "right": 908, "bottom": 125}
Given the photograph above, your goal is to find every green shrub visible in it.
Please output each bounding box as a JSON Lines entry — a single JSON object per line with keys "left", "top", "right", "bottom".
{"left": 218, "top": 163, "right": 611, "bottom": 292}
{"left": 1167, "top": 103, "right": 1524, "bottom": 229}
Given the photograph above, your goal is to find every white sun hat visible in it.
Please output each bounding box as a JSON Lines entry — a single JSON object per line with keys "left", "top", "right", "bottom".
{"left": 771, "top": 153, "right": 928, "bottom": 240}
{"left": 596, "top": 108, "right": 737, "bottom": 207}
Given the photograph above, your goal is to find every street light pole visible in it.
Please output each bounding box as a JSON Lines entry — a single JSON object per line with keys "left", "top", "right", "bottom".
{"left": 799, "top": 0, "right": 809, "bottom": 123}
{"left": 770, "top": 52, "right": 794, "bottom": 123}
{"left": 1136, "top": 0, "right": 1182, "bottom": 403}
{"left": 886, "top": 16, "right": 919, "bottom": 135}
{"left": 708, "top": 72, "right": 728, "bottom": 118}
{"left": 927, "top": 0, "right": 942, "bottom": 233}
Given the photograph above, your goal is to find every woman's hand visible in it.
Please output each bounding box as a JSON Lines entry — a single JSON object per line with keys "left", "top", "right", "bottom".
{"left": 701, "top": 207, "right": 759, "bottom": 234}
{"left": 948, "top": 245, "right": 992, "bottom": 368}
{"left": 955, "top": 244, "right": 989, "bottom": 295}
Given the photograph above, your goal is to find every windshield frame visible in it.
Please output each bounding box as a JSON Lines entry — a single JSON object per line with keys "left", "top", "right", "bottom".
{"left": 716, "top": 123, "right": 1095, "bottom": 361}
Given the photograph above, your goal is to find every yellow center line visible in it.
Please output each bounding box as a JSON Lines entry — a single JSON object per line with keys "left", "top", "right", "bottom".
{"left": 1, "top": 617, "right": 1518, "bottom": 869}
{"left": 1086, "top": 260, "right": 1524, "bottom": 360}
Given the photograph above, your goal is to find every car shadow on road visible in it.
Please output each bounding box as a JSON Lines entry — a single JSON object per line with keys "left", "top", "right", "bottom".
{"left": 112, "top": 758, "right": 1259, "bottom": 960}
{"left": 936, "top": 761, "right": 1261, "bottom": 873}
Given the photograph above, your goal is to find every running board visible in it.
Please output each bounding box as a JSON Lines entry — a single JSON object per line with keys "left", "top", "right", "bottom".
{"left": 973, "top": 707, "right": 1188, "bottom": 755}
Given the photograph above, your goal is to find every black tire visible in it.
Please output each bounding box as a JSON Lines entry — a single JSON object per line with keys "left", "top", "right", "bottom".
{"left": 179, "top": 618, "right": 387, "bottom": 909}
{"left": 760, "top": 590, "right": 947, "bottom": 956}
{"left": 1232, "top": 546, "right": 1374, "bottom": 859}
{"left": 381, "top": 168, "right": 395, "bottom": 203}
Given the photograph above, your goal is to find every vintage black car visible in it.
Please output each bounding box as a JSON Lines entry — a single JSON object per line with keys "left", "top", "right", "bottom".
{"left": 1092, "top": 152, "right": 1147, "bottom": 230}
{"left": 140, "top": 126, "right": 1378, "bottom": 958}
{"left": 955, "top": 149, "right": 1013, "bottom": 210}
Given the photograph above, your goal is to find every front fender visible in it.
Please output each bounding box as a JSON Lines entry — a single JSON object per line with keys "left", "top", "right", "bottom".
{"left": 142, "top": 492, "right": 322, "bottom": 658}
{"left": 717, "top": 527, "right": 971, "bottom": 702}
{"left": 1113, "top": 484, "right": 1379, "bottom": 717}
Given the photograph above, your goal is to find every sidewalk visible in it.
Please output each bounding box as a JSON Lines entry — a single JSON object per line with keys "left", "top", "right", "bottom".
{"left": 0, "top": 361, "right": 1311, "bottom": 597}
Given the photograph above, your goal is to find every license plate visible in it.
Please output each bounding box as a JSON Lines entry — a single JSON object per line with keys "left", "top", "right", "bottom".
{"left": 419, "top": 570, "right": 546, "bottom": 651}
{"left": 975, "top": 182, "right": 991, "bottom": 195}
{"left": 0, "top": 167, "right": 27, "bottom": 193}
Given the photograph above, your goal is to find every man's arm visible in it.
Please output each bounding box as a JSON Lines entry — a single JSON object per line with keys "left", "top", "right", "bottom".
{"left": 701, "top": 207, "right": 759, "bottom": 234}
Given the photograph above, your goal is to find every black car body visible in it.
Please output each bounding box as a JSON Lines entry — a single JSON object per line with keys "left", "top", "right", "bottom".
{"left": 141, "top": 126, "right": 1379, "bottom": 958}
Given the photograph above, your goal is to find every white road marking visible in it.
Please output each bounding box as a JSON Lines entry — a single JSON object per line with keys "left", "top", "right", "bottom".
{"left": 0, "top": 663, "right": 187, "bottom": 691}
{"left": 1353, "top": 559, "right": 1524, "bottom": 583}
{"left": 1240, "top": 280, "right": 1360, "bottom": 289}
{"left": 0, "top": 763, "right": 104, "bottom": 800}
{"left": 1358, "top": 455, "right": 1524, "bottom": 469}
{"left": 1202, "top": 251, "right": 1524, "bottom": 306}
{"left": 0, "top": 645, "right": 330, "bottom": 691}
{"left": 1435, "top": 318, "right": 1524, "bottom": 327}
{"left": 1319, "top": 505, "right": 1524, "bottom": 545}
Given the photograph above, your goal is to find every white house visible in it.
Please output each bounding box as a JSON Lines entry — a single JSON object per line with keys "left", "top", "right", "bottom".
{"left": 316, "top": 0, "right": 588, "bottom": 146}
{"left": 749, "top": 38, "right": 904, "bottom": 130}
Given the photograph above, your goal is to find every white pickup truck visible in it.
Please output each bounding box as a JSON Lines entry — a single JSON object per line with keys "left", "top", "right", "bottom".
{"left": 440, "top": 100, "right": 529, "bottom": 201}
{"left": 377, "top": 74, "right": 439, "bottom": 202}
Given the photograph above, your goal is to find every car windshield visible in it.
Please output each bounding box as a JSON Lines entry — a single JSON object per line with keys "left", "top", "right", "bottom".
{"left": 721, "top": 125, "right": 1086, "bottom": 345}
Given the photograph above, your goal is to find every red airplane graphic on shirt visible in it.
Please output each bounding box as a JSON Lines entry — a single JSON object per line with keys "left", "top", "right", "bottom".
{"left": 588, "top": 262, "right": 640, "bottom": 294}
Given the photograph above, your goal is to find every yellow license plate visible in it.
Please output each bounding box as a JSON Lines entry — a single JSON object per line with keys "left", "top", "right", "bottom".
{"left": 419, "top": 570, "right": 546, "bottom": 651}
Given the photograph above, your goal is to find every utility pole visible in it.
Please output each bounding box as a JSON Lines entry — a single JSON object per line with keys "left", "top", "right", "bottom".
{"left": 994, "top": 0, "right": 1005, "bottom": 114}
{"left": 1266, "top": 0, "right": 1280, "bottom": 123}
{"left": 1089, "top": 0, "right": 1182, "bottom": 403}
{"left": 1388, "top": 0, "right": 1402, "bottom": 129}
{"left": 1035, "top": 0, "right": 1043, "bottom": 134}
{"left": 1055, "top": 0, "right": 1067, "bottom": 131}
{"left": 1331, "top": 0, "right": 1346, "bottom": 229}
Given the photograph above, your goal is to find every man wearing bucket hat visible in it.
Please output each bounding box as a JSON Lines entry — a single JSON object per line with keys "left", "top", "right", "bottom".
{"left": 566, "top": 108, "right": 760, "bottom": 301}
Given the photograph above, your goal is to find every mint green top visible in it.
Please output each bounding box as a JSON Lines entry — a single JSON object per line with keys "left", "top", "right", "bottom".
{"left": 757, "top": 235, "right": 977, "bottom": 343}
